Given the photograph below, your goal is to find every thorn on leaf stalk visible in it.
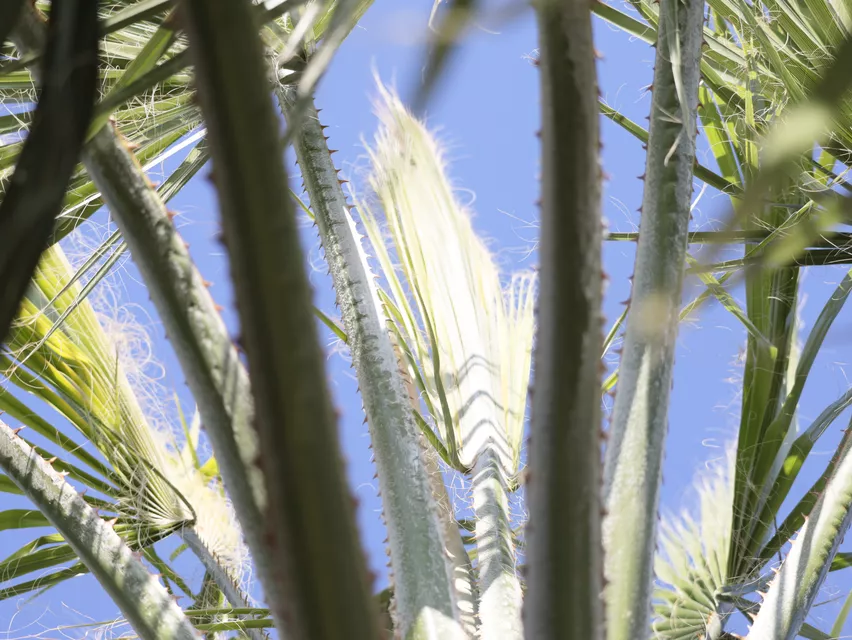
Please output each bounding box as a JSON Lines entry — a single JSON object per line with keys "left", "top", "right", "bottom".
{"left": 166, "top": 209, "right": 177, "bottom": 221}
{"left": 214, "top": 303, "right": 224, "bottom": 312}
{"left": 12, "top": 426, "right": 25, "bottom": 435}
{"left": 202, "top": 280, "right": 212, "bottom": 288}
{"left": 47, "top": 456, "right": 58, "bottom": 465}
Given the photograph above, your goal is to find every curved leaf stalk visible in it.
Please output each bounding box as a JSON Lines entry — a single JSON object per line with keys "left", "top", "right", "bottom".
{"left": 181, "top": 1, "right": 380, "bottom": 638}
{"left": 274, "top": 84, "right": 466, "bottom": 639}
{"left": 523, "top": 0, "right": 604, "bottom": 639}
{"left": 11, "top": 0, "right": 269, "bottom": 613}
{"left": 601, "top": 1, "right": 704, "bottom": 638}
{"left": 0, "top": 420, "right": 199, "bottom": 640}
{"left": 746, "top": 422, "right": 852, "bottom": 640}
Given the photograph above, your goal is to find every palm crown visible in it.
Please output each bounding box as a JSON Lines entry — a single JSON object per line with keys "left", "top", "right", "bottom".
{"left": 3, "top": 1, "right": 852, "bottom": 639}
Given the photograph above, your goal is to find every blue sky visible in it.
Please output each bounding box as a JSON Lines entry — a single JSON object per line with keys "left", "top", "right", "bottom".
{"left": 2, "top": 0, "right": 852, "bottom": 636}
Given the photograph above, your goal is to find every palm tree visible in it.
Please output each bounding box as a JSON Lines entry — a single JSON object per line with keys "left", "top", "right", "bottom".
{"left": 2, "top": 1, "right": 852, "bottom": 639}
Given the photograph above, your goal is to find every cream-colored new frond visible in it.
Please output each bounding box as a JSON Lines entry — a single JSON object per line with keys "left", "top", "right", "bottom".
{"left": 362, "top": 82, "right": 536, "bottom": 472}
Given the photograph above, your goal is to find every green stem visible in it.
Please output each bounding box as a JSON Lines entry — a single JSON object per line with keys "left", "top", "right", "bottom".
{"left": 181, "top": 2, "right": 380, "bottom": 638}
{"left": 602, "top": 1, "right": 704, "bottom": 638}
{"left": 274, "top": 84, "right": 466, "bottom": 639}
{"left": 524, "top": 0, "right": 604, "bottom": 638}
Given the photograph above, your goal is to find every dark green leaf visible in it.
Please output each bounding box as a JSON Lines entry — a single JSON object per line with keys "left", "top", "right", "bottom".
{"left": 0, "top": 0, "right": 98, "bottom": 344}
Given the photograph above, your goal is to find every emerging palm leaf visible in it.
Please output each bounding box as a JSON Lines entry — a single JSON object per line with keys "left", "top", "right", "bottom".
{"left": 359, "top": 84, "right": 536, "bottom": 639}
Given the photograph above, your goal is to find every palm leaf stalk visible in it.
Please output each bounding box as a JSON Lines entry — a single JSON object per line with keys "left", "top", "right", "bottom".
{"left": 602, "top": 1, "right": 705, "bottom": 639}
{"left": 524, "top": 0, "right": 604, "bottom": 638}
{"left": 0, "top": 420, "right": 199, "bottom": 640}
{"left": 180, "top": 0, "right": 380, "bottom": 637}
{"left": 359, "top": 86, "right": 536, "bottom": 640}
{"left": 274, "top": 83, "right": 468, "bottom": 638}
